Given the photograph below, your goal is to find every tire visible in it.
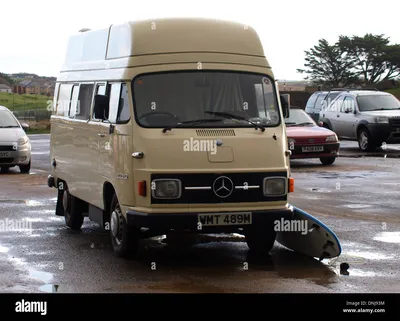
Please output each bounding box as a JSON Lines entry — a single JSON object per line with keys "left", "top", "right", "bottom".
{"left": 19, "top": 161, "right": 31, "bottom": 173}
{"left": 244, "top": 225, "right": 276, "bottom": 256}
{"left": 0, "top": 167, "right": 10, "bottom": 173}
{"left": 62, "top": 183, "right": 84, "bottom": 230}
{"left": 320, "top": 157, "right": 336, "bottom": 165}
{"left": 110, "top": 194, "right": 140, "bottom": 259}
{"left": 358, "top": 128, "right": 376, "bottom": 152}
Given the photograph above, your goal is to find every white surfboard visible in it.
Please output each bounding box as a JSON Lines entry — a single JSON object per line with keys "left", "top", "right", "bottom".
{"left": 275, "top": 205, "right": 342, "bottom": 260}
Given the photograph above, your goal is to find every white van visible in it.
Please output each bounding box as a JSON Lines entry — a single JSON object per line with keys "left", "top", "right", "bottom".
{"left": 48, "top": 18, "right": 294, "bottom": 258}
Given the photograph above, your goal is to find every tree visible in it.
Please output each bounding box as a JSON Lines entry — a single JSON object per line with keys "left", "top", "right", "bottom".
{"left": 297, "top": 39, "right": 359, "bottom": 87}
{"left": 0, "top": 72, "right": 15, "bottom": 86}
{"left": 338, "top": 34, "right": 400, "bottom": 85}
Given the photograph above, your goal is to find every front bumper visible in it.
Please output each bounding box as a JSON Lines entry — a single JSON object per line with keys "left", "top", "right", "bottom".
{"left": 126, "top": 208, "right": 294, "bottom": 232}
{"left": 366, "top": 123, "right": 400, "bottom": 144}
{"left": 290, "top": 142, "right": 340, "bottom": 159}
{"left": 0, "top": 145, "right": 31, "bottom": 166}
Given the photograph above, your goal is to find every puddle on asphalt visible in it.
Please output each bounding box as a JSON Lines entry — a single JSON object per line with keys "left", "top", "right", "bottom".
{"left": 309, "top": 188, "right": 332, "bottom": 193}
{"left": 39, "top": 284, "right": 59, "bottom": 293}
{"left": 340, "top": 204, "right": 372, "bottom": 209}
{"left": 26, "top": 200, "right": 44, "bottom": 206}
{"left": 29, "top": 269, "right": 53, "bottom": 284}
{"left": 0, "top": 245, "right": 10, "bottom": 253}
{"left": 0, "top": 200, "right": 26, "bottom": 204}
{"left": 373, "top": 232, "right": 400, "bottom": 244}
{"left": 26, "top": 210, "right": 55, "bottom": 215}
{"left": 347, "top": 269, "right": 379, "bottom": 277}
{"left": 345, "top": 251, "right": 393, "bottom": 260}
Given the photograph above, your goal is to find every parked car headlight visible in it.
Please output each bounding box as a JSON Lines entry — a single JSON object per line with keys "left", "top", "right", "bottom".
{"left": 326, "top": 135, "right": 338, "bottom": 142}
{"left": 151, "top": 179, "right": 182, "bottom": 199}
{"left": 263, "top": 177, "right": 286, "bottom": 196}
{"left": 18, "top": 135, "right": 29, "bottom": 145}
{"left": 375, "top": 117, "right": 389, "bottom": 123}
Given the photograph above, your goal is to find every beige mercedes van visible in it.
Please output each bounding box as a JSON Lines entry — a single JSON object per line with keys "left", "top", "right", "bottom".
{"left": 48, "top": 18, "right": 294, "bottom": 258}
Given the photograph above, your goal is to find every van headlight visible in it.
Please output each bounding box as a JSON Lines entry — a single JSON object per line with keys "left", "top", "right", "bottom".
{"left": 151, "top": 179, "right": 182, "bottom": 199}
{"left": 263, "top": 177, "right": 286, "bottom": 196}
{"left": 18, "top": 135, "right": 29, "bottom": 145}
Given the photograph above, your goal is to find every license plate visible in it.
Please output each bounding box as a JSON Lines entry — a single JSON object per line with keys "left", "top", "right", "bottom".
{"left": 198, "top": 212, "right": 252, "bottom": 226}
{"left": 0, "top": 152, "right": 10, "bottom": 157}
{"left": 302, "top": 146, "right": 324, "bottom": 152}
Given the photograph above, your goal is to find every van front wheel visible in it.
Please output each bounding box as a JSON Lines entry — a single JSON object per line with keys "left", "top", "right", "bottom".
{"left": 244, "top": 225, "right": 276, "bottom": 256}
{"left": 110, "top": 194, "right": 140, "bottom": 259}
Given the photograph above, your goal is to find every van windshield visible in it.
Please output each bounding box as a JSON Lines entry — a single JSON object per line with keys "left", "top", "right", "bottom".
{"left": 132, "top": 72, "right": 281, "bottom": 128}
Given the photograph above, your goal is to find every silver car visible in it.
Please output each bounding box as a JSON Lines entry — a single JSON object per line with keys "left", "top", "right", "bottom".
{"left": 318, "top": 90, "right": 400, "bottom": 151}
{"left": 0, "top": 106, "right": 32, "bottom": 173}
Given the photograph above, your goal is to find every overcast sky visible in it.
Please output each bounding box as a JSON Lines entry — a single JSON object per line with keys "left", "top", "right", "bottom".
{"left": 1, "top": 0, "right": 399, "bottom": 80}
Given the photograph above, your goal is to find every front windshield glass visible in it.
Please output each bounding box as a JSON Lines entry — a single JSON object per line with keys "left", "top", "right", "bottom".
{"left": 284, "top": 109, "right": 316, "bottom": 126}
{"left": 357, "top": 95, "right": 400, "bottom": 111}
{"left": 0, "top": 110, "right": 20, "bottom": 127}
{"left": 132, "top": 71, "right": 281, "bottom": 128}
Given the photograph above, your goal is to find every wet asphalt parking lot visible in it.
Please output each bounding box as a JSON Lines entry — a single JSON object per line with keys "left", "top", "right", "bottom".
{"left": 0, "top": 135, "right": 399, "bottom": 293}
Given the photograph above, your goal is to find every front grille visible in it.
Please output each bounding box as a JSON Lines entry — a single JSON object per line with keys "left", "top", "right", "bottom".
{"left": 390, "top": 117, "right": 400, "bottom": 128}
{"left": 0, "top": 146, "right": 15, "bottom": 151}
{"left": 0, "top": 158, "right": 14, "bottom": 163}
{"left": 294, "top": 137, "right": 326, "bottom": 145}
{"left": 150, "top": 172, "right": 287, "bottom": 204}
{"left": 196, "top": 129, "right": 236, "bottom": 137}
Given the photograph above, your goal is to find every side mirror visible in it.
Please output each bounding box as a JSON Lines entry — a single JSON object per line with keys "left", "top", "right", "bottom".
{"left": 21, "top": 123, "right": 29, "bottom": 130}
{"left": 93, "top": 94, "right": 110, "bottom": 120}
{"left": 280, "top": 94, "right": 290, "bottom": 118}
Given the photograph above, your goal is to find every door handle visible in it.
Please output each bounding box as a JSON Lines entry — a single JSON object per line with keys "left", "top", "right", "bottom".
{"left": 98, "top": 133, "right": 105, "bottom": 137}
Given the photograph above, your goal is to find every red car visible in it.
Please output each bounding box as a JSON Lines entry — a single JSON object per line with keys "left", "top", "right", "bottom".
{"left": 285, "top": 107, "right": 340, "bottom": 165}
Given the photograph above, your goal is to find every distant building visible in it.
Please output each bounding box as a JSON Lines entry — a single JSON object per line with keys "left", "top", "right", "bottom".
{"left": 12, "top": 79, "right": 56, "bottom": 95}
{"left": 0, "top": 84, "right": 12, "bottom": 93}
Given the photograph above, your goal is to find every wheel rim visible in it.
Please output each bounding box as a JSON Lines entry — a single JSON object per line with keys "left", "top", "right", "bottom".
{"left": 111, "top": 206, "right": 124, "bottom": 245}
{"left": 359, "top": 132, "right": 368, "bottom": 149}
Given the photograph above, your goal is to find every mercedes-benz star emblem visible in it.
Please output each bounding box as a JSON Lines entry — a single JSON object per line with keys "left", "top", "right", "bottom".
{"left": 212, "top": 176, "right": 234, "bottom": 198}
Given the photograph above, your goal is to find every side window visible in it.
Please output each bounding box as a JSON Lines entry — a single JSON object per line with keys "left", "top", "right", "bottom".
{"left": 329, "top": 95, "right": 345, "bottom": 113}
{"left": 254, "top": 84, "right": 266, "bottom": 118}
{"left": 306, "top": 94, "right": 318, "bottom": 110}
{"left": 341, "top": 96, "right": 355, "bottom": 113}
{"left": 93, "top": 83, "right": 108, "bottom": 121}
{"left": 117, "top": 83, "right": 131, "bottom": 122}
{"left": 69, "top": 85, "right": 80, "bottom": 118}
{"left": 315, "top": 94, "right": 327, "bottom": 111}
{"left": 75, "top": 84, "right": 94, "bottom": 120}
{"left": 108, "top": 83, "right": 121, "bottom": 123}
{"left": 96, "top": 83, "right": 106, "bottom": 95}
{"left": 56, "top": 84, "right": 73, "bottom": 117}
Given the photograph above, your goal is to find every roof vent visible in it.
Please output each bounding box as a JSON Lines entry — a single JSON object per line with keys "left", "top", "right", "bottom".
{"left": 79, "top": 28, "right": 91, "bottom": 32}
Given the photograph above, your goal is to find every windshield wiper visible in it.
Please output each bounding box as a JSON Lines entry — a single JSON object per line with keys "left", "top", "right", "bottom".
{"left": 296, "top": 122, "right": 314, "bottom": 126}
{"left": 0, "top": 125, "right": 19, "bottom": 128}
{"left": 178, "top": 118, "right": 224, "bottom": 127}
{"left": 204, "top": 111, "right": 266, "bottom": 132}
